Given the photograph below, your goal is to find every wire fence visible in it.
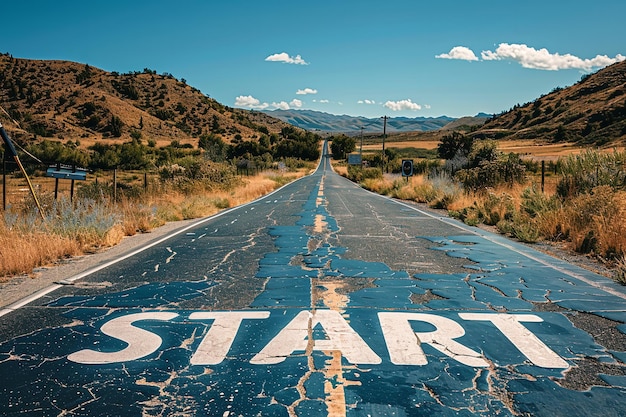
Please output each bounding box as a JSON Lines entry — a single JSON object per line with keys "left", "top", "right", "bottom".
{"left": 1, "top": 154, "right": 285, "bottom": 211}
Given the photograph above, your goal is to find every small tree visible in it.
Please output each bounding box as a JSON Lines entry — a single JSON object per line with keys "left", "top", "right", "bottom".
{"left": 437, "top": 131, "right": 473, "bottom": 160}
{"left": 109, "top": 116, "right": 123, "bottom": 137}
{"left": 330, "top": 135, "right": 356, "bottom": 160}
{"left": 455, "top": 141, "right": 526, "bottom": 191}
{"left": 199, "top": 133, "right": 227, "bottom": 162}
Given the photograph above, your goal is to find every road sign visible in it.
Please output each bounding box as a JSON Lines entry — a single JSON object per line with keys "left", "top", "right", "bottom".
{"left": 348, "top": 153, "right": 362, "bottom": 165}
{"left": 46, "top": 165, "right": 87, "bottom": 181}
{"left": 401, "top": 159, "right": 413, "bottom": 177}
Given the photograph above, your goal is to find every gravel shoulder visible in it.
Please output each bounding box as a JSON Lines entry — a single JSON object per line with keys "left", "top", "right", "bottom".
{"left": 0, "top": 218, "right": 200, "bottom": 309}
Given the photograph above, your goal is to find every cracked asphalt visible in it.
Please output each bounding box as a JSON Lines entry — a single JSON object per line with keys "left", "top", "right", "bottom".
{"left": 0, "top": 141, "right": 625, "bottom": 416}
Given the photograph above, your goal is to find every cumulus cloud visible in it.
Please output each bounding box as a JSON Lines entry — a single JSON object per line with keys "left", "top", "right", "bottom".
{"left": 480, "top": 43, "right": 625, "bottom": 71}
{"left": 313, "top": 99, "right": 330, "bottom": 103}
{"left": 358, "top": 99, "right": 377, "bottom": 105}
{"left": 265, "top": 52, "right": 309, "bottom": 65}
{"left": 271, "top": 101, "right": 290, "bottom": 110}
{"left": 437, "top": 43, "right": 625, "bottom": 72}
{"left": 268, "top": 99, "right": 303, "bottom": 110}
{"left": 290, "top": 99, "right": 303, "bottom": 108}
{"left": 384, "top": 99, "right": 422, "bottom": 112}
{"left": 296, "top": 88, "right": 317, "bottom": 95}
{"left": 435, "top": 46, "right": 479, "bottom": 61}
{"left": 235, "top": 95, "right": 269, "bottom": 110}
{"left": 235, "top": 95, "right": 304, "bottom": 111}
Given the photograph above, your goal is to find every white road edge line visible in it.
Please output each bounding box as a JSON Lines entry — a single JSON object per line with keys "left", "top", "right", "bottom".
{"left": 0, "top": 172, "right": 315, "bottom": 318}
{"left": 377, "top": 192, "right": 626, "bottom": 301}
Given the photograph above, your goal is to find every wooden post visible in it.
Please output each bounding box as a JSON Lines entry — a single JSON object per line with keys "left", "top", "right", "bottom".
{"left": 144, "top": 172, "right": 148, "bottom": 191}
{"left": 2, "top": 154, "right": 6, "bottom": 211}
{"left": 71, "top": 165, "right": 77, "bottom": 202}
{"left": 541, "top": 160, "right": 545, "bottom": 193}
{"left": 113, "top": 168, "right": 117, "bottom": 201}
{"left": 54, "top": 163, "right": 60, "bottom": 200}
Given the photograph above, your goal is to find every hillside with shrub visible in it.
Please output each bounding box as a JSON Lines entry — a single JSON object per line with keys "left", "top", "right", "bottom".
{"left": 474, "top": 60, "right": 626, "bottom": 145}
{"left": 0, "top": 54, "right": 322, "bottom": 171}
{"left": 0, "top": 53, "right": 301, "bottom": 147}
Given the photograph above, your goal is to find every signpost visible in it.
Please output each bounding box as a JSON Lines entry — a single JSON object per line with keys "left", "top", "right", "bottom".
{"left": 46, "top": 163, "right": 88, "bottom": 200}
{"left": 347, "top": 153, "right": 362, "bottom": 166}
{"left": 401, "top": 159, "right": 413, "bottom": 180}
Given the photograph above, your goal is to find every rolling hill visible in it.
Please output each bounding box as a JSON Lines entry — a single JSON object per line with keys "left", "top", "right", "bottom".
{"left": 0, "top": 54, "right": 295, "bottom": 148}
{"left": 473, "top": 60, "right": 626, "bottom": 145}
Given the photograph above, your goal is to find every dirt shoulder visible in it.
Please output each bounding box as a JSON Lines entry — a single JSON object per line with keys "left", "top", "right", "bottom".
{"left": 0, "top": 218, "right": 200, "bottom": 309}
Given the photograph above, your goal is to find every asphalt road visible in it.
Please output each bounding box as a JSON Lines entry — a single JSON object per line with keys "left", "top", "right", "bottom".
{"left": 1, "top": 141, "right": 625, "bottom": 416}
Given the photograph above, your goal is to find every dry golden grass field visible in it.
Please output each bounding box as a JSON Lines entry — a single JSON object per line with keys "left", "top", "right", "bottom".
{"left": 0, "top": 167, "right": 311, "bottom": 279}
{"left": 362, "top": 138, "right": 603, "bottom": 160}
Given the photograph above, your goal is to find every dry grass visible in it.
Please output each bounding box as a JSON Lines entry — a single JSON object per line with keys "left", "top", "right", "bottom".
{"left": 362, "top": 137, "right": 598, "bottom": 160}
{"left": 0, "top": 169, "right": 309, "bottom": 278}
{"left": 0, "top": 225, "right": 81, "bottom": 280}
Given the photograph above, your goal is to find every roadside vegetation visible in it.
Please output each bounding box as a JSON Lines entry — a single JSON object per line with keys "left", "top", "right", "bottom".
{"left": 0, "top": 162, "right": 312, "bottom": 279}
{"left": 1, "top": 129, "right": 320, "bottom": 279}
{"left": 332, "top": 132, "right": 626, "bottom": 285}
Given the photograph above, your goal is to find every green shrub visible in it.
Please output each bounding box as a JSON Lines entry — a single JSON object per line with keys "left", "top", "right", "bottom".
{"left": 511, "top": 216, "right": 541, "bottom": 243}
{"left": 557, "top": 149, "right": 626, "bottom": 198}
{"left": 347, "top": 165, "right": 383, "bottom": 182}
{"left": 520, "top": 186, "right": 560, "bottom": 217}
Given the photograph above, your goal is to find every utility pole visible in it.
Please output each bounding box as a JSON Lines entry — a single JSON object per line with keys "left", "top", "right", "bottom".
{"left": 381, "top": 115, "right": 388, "bottom": 174}
{"left": 0, "top": 122, "right": 44, "bottom": 219}
{"left": 360, "top": 126, "right": 364, "bottom": 157}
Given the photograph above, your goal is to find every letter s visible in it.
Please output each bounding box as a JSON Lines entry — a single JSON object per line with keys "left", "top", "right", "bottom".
{"left": 68, "top": 312, "right": 178, "bottom": 364}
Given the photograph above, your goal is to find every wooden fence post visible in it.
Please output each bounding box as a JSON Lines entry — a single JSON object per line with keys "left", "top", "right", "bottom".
{"left": 541, "top": 160, "right": 545, "bottom": 193}
{"left": 113, "top": 168, "right": 117, "bottom": 201}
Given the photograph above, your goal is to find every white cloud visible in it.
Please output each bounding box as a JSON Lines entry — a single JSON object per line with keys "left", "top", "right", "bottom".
{"left": 235, "top": 95, "right": 269, "bottom": 109}
{"left": 358, "top": 99, "right": 377, "bottom": 105}
{"left": 313, "top": 99, "right": 330, "bottom": 103}
{"left": 436, "top": 46, "right": 479, "bottom": 61}
{"left": 271, "top": 101, "right": 291, "bottom": 110}
{"left": 384, "top": 99, "right": 422, "bottom": 112}
{"left": 290, "top": 99, "right": 303, "bottom": 108}
{"left": 480, "top": 43, "right": 626, "bottom": 71}
{"left": 296, "top": 88, "right": 317, "bottom": 95}
{"left": 236, "top": 96, "right": 304, "bottom": 110}
{"left": 265, "top": 52, "right": 309, "bottom": 65}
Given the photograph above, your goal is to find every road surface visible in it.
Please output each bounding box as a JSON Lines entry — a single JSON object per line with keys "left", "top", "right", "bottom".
{"left": 1, "top": 141, "right": 625, "bottom": 416}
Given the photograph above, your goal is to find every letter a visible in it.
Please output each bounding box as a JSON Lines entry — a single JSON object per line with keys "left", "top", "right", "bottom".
{"left": 251, "top": 310, "right": 381, "bottom": 365}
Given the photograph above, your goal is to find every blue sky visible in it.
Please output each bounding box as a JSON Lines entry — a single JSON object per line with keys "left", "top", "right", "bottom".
{"left": 2, "top": 0, "right": 625, "bottom": 118}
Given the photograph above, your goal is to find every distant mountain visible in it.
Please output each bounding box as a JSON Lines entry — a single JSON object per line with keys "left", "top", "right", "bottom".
{"left": 474, "top": 60, "right": 626, "bottom": 145}
{"left": 261, "top": 109, "right": 456, "bottom": 134}
{"left": 441, "top": 114, "right": 491, "bottom": 131}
